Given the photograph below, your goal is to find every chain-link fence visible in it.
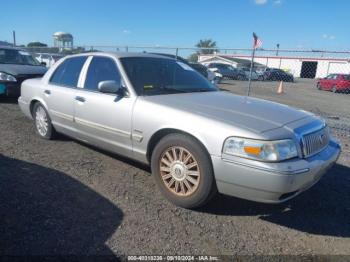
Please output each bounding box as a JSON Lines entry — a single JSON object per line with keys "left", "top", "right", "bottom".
{"left": 21, "top": 45, "right": 350, "bottom": 138}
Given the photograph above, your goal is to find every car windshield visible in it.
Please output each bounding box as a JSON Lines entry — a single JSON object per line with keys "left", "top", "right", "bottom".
{"left": 0, "top": 48, "right": 41, "bottom": 66}
{"left": 120, "top": 57, "right": 218, "bottom": 96}
{"left": 220, "top": 64, "right": 234, "bottom": 70}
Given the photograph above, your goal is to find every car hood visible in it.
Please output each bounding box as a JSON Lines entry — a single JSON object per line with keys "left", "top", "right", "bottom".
{"left": 0, "top": 64, "right": 47, "bottom": 76}
{"left": 143, "top": 91, "right": 313, "bottom": 133}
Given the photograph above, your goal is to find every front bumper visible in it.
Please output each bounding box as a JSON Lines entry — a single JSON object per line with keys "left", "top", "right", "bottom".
{"left": 212, "top": 139, "right": 341, "bottom": 203}
{"left": 0, "top": 82, "right": 21, "bottom": 97}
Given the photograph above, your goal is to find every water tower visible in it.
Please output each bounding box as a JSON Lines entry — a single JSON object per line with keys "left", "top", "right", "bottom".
{"left": 53, "top": 32, "right": 73, "bottom": 51}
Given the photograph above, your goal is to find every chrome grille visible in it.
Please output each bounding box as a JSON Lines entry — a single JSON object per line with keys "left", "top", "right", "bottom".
{"left": 302, "top": 127, "right": 330, "bottom": 158}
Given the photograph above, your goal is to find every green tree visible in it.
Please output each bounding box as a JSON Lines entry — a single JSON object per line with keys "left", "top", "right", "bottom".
{"left": 195, "top": 39, "right": 218, "bottom": 54}
{"left": 27, "top": 42, "right": 47, "bottom": 47}
{"left": 187, "top": 53, "right": 198, "bottom": 63}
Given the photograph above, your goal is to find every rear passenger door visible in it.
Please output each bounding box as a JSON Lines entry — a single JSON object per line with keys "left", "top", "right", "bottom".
{"left": 44, "top": 56, "right": 87, "bottom": 137}
{"left": 73, "top": 56, "right": 135, "bottom": 157}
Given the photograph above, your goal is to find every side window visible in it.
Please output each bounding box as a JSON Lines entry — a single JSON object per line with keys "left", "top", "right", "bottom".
{"left": 84, "top": 57, "right": 121, "bottom": 91}
{"left": 50, "top": 56, "right": 87, "bottom": 87}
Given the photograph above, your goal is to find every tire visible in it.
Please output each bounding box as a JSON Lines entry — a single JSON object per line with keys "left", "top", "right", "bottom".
{"left": 151, "top": 133, "right": 217, "bottom": 209}
{"left": 331, "top": 86, "right": 337, "bottom": 93}
{"left": 317, "top": 83, "right": 321, "bottom": 90}
{"left": 33, "top": 102, "right": 56, "bottom": 140}
{"left": 237, "top": 75, "right": 244, "bottom": 81}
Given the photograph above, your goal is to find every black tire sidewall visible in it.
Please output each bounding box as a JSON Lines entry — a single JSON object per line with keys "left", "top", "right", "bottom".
{"left": 151, "top": 133, "right": 216, "bottom": 209}
{"left": 33, "top": 102, "right": 54, "bottom": 140}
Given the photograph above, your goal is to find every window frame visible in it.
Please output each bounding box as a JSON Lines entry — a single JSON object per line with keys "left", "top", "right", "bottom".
{"left": 49, "top": 55, "right": 88, "bottom": 89}
{"left": 75, "top": 54, "right": 132, "bottom": 97}
{"left": 81, "top": 56, "right": 123, "bottom": 93}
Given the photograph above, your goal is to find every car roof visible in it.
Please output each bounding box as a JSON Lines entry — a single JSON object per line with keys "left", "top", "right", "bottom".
{"left": 67, "top": 51, "right": 178, "bottom": 60}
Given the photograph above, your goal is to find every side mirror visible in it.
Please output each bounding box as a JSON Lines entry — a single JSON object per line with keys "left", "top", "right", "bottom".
{"left": 41, "top": 62, "right": 47, "bottom": 66}
{"left": 98, "top": 80, "right": 121, "bottom": 94}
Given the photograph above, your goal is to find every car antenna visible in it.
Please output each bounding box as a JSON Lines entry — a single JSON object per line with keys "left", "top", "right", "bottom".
{"left": 175, "top": 48, "right": 179, "bottom": 61}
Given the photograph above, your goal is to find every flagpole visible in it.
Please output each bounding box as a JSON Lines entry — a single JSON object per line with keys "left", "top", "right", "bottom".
{"left": 247, "top": 46, "right": 255, "bottom": 97}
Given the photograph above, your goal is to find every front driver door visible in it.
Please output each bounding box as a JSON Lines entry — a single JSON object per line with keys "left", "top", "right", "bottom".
{"left": 73, "top": 56, "right": 135, "bottom": 158}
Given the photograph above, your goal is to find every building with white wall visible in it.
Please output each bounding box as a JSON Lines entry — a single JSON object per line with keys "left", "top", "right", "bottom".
{"left": 198, "top": 54, "right": 350, "bottom": 78}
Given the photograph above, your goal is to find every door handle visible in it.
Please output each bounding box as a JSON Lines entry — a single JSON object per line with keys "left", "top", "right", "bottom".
{"left": 75, "top": 96, "right": 86, "bottom": 103}
{"left": 44, "top": 90, "right": 51, "bottom": 95}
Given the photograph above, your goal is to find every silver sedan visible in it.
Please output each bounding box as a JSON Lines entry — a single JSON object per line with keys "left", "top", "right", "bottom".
{"left": 18, "top": 52, "right": 341, "bottom": 208}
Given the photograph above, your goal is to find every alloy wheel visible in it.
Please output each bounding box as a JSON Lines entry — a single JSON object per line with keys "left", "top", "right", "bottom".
{"left": 35, "top": 106, "right": 48, "bottom": 137}
{"left": 159, "top": 146, "right": 200, "bottom": 196}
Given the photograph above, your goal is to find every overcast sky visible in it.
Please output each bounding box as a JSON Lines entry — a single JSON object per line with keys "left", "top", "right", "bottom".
{"left": 1, "top": 0, "right": 349, "bottom": 50}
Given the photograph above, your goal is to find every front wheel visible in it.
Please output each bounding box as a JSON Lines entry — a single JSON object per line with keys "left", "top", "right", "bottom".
{"left": 33, "top": 102, "right": 56, "bottom": 139}
{"left": 151, "top": 133, "right": 217, "bottom": 208}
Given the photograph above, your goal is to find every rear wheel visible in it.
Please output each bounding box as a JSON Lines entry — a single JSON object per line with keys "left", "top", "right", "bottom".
{"left": 151, "top": 133, "right": 217, "bottom": 208}
{"left": 33, "top": 102, "right": 56, "bottom": 139}
{"left": 317, "top": 83, "right": 321, "bottom": 90}
{"left": 331, "top": 86, "right": 337, "bottom": 93}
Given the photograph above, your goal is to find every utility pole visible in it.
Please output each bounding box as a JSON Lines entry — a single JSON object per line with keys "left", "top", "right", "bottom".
{"left": 12, "top": 30, "right": 16, "bottom": 46}
{"left": 276, "top": 43, "right": 280, "bottom": 56}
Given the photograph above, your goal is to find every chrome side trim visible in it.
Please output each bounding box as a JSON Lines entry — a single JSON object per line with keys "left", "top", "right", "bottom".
{"left": 74, "top": 117, "right": 131, "bottom": 138}
{"left": 132, "top": 129, "right": 143, "bottom": 142}
{"left": 221, "top": 158, "right": 310, "bottom": 175}
{"left": 50, "top": 109, "right": 74, "bottom": 121}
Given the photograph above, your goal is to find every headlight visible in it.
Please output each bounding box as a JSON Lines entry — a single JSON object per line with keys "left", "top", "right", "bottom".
{"left": 0, "top": 72, "right": 16, "bottom": 82}
{"left": 223, "top": 137, "right": 298, "bottom": 162}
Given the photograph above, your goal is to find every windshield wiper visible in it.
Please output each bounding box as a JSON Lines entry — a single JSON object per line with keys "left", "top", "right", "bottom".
{"left": 160, "top": 86, "right": 188, "bottom": 93}
{"left": 185, "top": 88, "right": 217, "bottom": 93}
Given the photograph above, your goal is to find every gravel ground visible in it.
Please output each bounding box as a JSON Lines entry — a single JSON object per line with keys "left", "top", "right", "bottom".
{"left": 0, "top": 79, "right": 349, "bottom": 258}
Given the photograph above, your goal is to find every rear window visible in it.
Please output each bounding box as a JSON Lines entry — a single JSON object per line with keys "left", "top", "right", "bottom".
{"left": 343, "top": 75, "right": 350, "bottom": 80}
{"left": 50, "top": 56, "right": 87, "bottom": 87}
{"left": 0, "top": 48, "right": 40, "bottom": 66}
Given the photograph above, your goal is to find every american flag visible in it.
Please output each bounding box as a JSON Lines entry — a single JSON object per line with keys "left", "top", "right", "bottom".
{"left": 253, "top": 33, "right": 262, "bottom": 49}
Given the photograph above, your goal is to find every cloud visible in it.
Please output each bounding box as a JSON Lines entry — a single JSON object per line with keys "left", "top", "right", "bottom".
{"left": 122, "top": 29, "right": 131, "bottom": 34}
{"left": 273, "top": 0, "right": 282, "bottom": 4}
{"left": 255, "top": 0, "right": 268, "bottom": 5}
{"left": 322, "top": 34, "right": 335, "bottom": 40}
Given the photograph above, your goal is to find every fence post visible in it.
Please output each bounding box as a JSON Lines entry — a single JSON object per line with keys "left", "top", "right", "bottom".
{"left": 247, "top": 48, "right": 256, "bottom": 96}
{"left": 126, "top": 46, "right": 129, "bottom": 52}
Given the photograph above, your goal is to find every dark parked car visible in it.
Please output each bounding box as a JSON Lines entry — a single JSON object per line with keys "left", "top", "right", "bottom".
{"left": 317, "top": 74, "right": 350, "bottom": 93}
{"left": 264, "top": 68, "right": 294, "bottom": 82}
{"left": 208, "top": 63, "right": 246, "bottom": 80}
{"left": 189, "top": 62, "right": 208, "bottom": 78}
{"left": 0, "top": 46, "right": 47, "bottom": 97}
